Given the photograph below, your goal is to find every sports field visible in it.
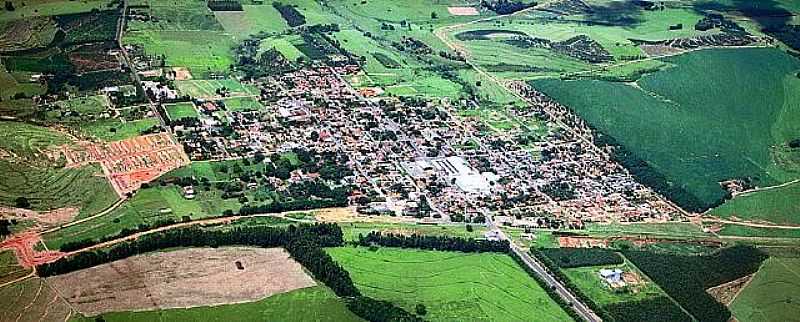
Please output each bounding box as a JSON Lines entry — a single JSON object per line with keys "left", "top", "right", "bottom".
{"left": 327, "top": 247, "right": 573, "bottom": 321}
{"left": 69, "top": 286, "right": 362, "bottom": 322}
{"left": 222, "top": 96, "right": 264, "bottom": 112}
{"left": 165, "top": 102, "right": 199, "bottom": 120}
{"left": 175, "top": 78, "right": 259, "bottom": 99}
{"left": 533, "top": 48, "right": 800, "bottom": 211}
{"left": 730, "top": 257, "right": 800, "bottom": 322}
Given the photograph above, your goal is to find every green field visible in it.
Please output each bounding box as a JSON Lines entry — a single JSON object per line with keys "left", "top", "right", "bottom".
{"left": 327, "top": 247, "right": 573, "bottom": 321}
{"left": 123, "top": 30, "right": 234, "bottom": 78}
{"left": 533, "top": 48, "right": 800, "bottom": 211}
{"left": 0, "top": 121, "right": 119, "bottom": 214}
{"left": 730, "top": 257, "right": 800, "bottom": 322}
{"left": 339, "top": 222, "right": 487, "bottom": 241}
{"left": 710, "top": 182, "right": 800, "bottom": 225}
{"left": 214, "top": 4, "right": 289, "bottom": 38}
{"left": 175, "top": 78, "right": 259, "bottom": 98}
{"left": 54, "top": 95, "right": 109, "bottom": 115}
{"left": 70, "top": 286, "right": 363, "bottom": 322}
{"left": 259, "top": 35, "right": 306, "bottom": 61}
{"left": 165, "top": 102, "right": 199, "bottom": 120}
{"left": 718, "top": 224, "right": 800, "bottom": 239}
{"left": 80, "top": 117, "right": 160, "bottom": 141}
{"left": 0, "top": 0, "right": 116, "bottom": 21}
{"left": 42, "top": 184, "right": 241, "bottom": 249}
{"left": 221, "top": 96, "right": 264, "bottom": 112}
{"left": 126, "top": 0, "right": 222, "bottom": 31}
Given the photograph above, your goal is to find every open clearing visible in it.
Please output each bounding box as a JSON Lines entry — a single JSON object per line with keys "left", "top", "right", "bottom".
{"left": 730, "top": 257, "right": 800, "bottom": 322}
{"left": 533, "top": 48, "right": 800, "bottom": 211}
{"left": 47, "top": 247, "right": 316, "bottom": 316}
{"left": 327, "top": 247, "right": 572, "bottom": 321}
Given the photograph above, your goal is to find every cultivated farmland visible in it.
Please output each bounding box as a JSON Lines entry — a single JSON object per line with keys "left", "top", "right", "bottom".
{"left": 327, "top": 247, "right": 573, "bottom": 321}
{"left": 0, "top": 278, "right": 72, "bottom": 321}
{"left": 730, "top": 256, "right": 800, "bottom": 322}
{"left": 47, "top": 247, "right": 316, "bottom": 316}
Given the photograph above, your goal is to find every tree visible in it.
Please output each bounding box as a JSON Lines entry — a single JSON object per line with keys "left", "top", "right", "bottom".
{"left": 430, "top": 12, "right": 438, "bottom": 19}
{"left": 4, "top": 1, "right": 14, "bottom": 11}
{"left": 14, "top": 197, "right": 30, "bottom": 209}
{"left": 415, "top": 303, "right": 427, "bottom": 316}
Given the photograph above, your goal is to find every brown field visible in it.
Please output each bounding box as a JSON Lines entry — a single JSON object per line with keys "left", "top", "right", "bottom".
{"left": 46, "top": 247, "right": 316, "bottom": 316}
{"left": 0, "top": 278, "right": 72, "bottom": 322}
{"left": 314, "top": 207, "right": 416, "bottom": 224}
{"left": 448, "top": 6, "right": 479, "bottom": 16}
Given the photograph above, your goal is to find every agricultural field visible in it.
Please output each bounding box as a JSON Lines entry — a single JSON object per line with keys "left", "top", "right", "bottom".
{"left": 258, "top": 35, "right": 306, "bottom": 61}
{"left": 327, "top": 247, "right": 573, "bottom": 321}
{"left": 126, "top": 0, "right": 222, "bottom": 31}
{"left": 0, "top": 278, "right": 72, "bottom": 321}
{"left": 730, "top": 256, "right": 800, "bottom": 322}
{"left": 79, "top": 117, "right": 160, "bottom": 141}
{"left": 0, "top": 122, "right": 119, "bottom": 215}
{"left": 533, "top": 48, "right": 800, "bottom": 212}
{"left": 214, "top": 4, "right": 289, "bottom": 39}
{"left": 165, "top": 101, "right": 199, "bottom": 120}
{"left": 123, "top": 30, "right": 235, "bottom": 78}
{"left": 46, "top": 247, "right": 315, "bottom": 316}
{"left": 70, "top": 286, "right": 363, "bottom": 322}
{"left": 0, "top": 249, "right": 30, "bottom": 285}
{"left": 0, "top": 0, "right": 117, "bottom": 22}
{"left": 709, "top": 181, "right": 800, "bottom": 225}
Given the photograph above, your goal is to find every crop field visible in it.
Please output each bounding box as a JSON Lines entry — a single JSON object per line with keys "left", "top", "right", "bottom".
{"left": 329, "top": 0, "right": 481, "bottom": 27}
{"left": 709, "top": 181, "right": 800, "bottom": 225}
{"left": 0, "top": 17, "right": 58, "bottom": 52}
{"left": 214, "top": 4, "right": 289, "bottom": 39}
{"left": 42, "top": 185, "right": 241, "bottom": 249}
{"left": 123, "top": 30, "right": 234, "bottom": 78}
{"left": 127, "top": 0, "right": 222, "bottom": 31}
{"left": 165, "top": 101, "right": 199, "bottom": 120}
{"left": 0, "top": 278, "right": 72, "bottom": 321}
{"left": 47, "top": 247, "right": 316, "bottom": 316}
{"left": 0, "top": 122, "right": 119, "bottom": 214}
{"left": 0, "top": 249, "right": 30, "bottom": 285}
{"left": 730, "top": 257, "right": 800, "bottom": 322}
{"left": 327, "top": 247, "right": 573, "bottom": 321}
{"left": 0, "top": 0, "right": 116, "bottom": 22}
{"left": 80, "top": 117, "right": 159, "bottom": 141}
{"left": 69, "top": 286, "right": 362, "bottom": 322}
{"left": 718, "top": 224, "right": 800, "bottom": 239}
{"left": 259, "top": 35, "right": 306, "bottom": 61}
{"left": 175, "top": 78, "right": 259, "bottom": 99}
{"left": 533, "top": 48, "right": 800, "bottom": 212}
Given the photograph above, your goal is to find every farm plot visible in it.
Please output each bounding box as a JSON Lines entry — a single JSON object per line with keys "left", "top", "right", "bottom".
{"left": 730, "top": 257, "right": 800, "bottom": 322}
{"left": 327, "top": 247, "right": 573, "bottom": 322}
{"left": 0, "top": 278, "right": 72, "bottom": 322}
{"left": 0, "top": 249, "right": 31, "bottom": 285}
{"left": 0, "top": 17, "right": 59, "bottom": 52}
{"left": 47, "top": 247, "right": 316, "bottom": 316}
{"left": 126, "top": 0, "right": 222, "bottom": 31}
{"left": 259, "top": 35, "right": 306, "bottom": 61}
{"left": 710, "top": 181, "right": 800, "bottom": 225}
{"left": 69, "top": 286, "right": 363, "bottom": 322}
{"left": 0, "top": 0, "right": 116, "bottom": 22}
{"left": 533, "top": 48, "right": 800, "bottom": 212}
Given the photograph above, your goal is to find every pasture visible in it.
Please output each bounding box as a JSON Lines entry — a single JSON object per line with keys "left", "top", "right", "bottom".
{"left": 47, "top": 247, "right": 315, "bottom": 316}
{"left": 0, "top": 0, "right": 116, "bottom": 22}
{"left": 70, "top": 286, "right": 362, "bottom": 322}
{"left": 533, "top": 48, "right": 800, "bottom": 211}
{"left": 222, "top": 96, "right": 264, "bottom": 112}
{"left": 730, "top": 257, "right": 800, "bottom": 322}
{"left": 54, "top": 95, "right": 109, "bottom": 115}
{"left": 259, "top": 35, "right": 306, "bottom": 61}
{"left": 710, "top": 182, "right": 800, "bottom": 225}
{"left": 123, "top": 30, "right": 234, "bottom": 78}
{"left": 126, "top": 0, "right": 222, "bottom": 31}
{"left": 215, "top": 4, "right": 289, "bottom": 38}
{"left": 42, "top": 184, "right": 241, "bottom": 249}
{"left": 327, "top": 247, "right": 573, "bottom": 321}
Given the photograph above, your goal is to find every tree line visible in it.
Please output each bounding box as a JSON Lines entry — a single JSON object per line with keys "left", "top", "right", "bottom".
{"left": 357, "top": 232, "right": 509, "bottom": 253}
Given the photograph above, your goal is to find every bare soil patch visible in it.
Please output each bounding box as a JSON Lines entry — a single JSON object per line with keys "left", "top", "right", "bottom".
{"left": 46, "top": 247, "right": 316, "bottom": 316}
{"left": 314, "top": 207, "right": 416, "bottom": 224}
{"left": 706, "top": 273, "right": 754, "bottom": 306}
{"left": 0, "top": 206, "right": 79, "bottom": 229}
{"left": 448, "top": 6, "right": 479, "bottom": 16}
{"left": 0, "top": 278, "right": 72, "bottom": 322}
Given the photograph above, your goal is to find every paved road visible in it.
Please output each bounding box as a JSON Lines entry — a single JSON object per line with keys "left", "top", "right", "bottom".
{"left": 487, "top": 216, "right": 602, "bottom": 322}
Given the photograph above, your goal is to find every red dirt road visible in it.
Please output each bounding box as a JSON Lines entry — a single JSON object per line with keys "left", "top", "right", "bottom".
{"left": 0, "top": 232, "right": 65, "bottom": 268}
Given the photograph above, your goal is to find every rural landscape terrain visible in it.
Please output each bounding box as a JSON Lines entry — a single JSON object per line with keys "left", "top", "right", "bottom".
{"left": 1, "top": 0, "right": 799, "bottom": 321}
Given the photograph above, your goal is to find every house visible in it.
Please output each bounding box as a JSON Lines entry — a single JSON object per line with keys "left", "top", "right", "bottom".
{"left": 599, "top": 268, "right": 624, "bottom": 285}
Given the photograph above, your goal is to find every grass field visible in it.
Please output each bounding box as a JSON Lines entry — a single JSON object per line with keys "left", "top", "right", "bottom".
{"left": 126, "top": 0, "right": 222, "bottom": 31}
{"left": 68, "top": 286, "right": 363, "bottom": 322}
{"left": 0, "top": 121, "right": 119, "bottom": 214}
{"left": 0, "top": 0, "right": 116, "bottom": 22}
{"left": 175, "top": 78, "right": 259, "bottom": 98}
{"left": 123, "top": 30, "right": 234, "bottom": 78}
{"left": 42, "top": 184, "right": 241, "bottom": 249}
{"left": 339, "top": 222, "right": 487, "bottom": 241}
{"left": 54, "top": 95, "right": 109, "bottom": 115}
{"left": 709, "top": 182, "right": 800, "bottom": 225}
{"left": 0, "top": 250, "right": 30, "bottom": 285}
{"left": 222, "top": 96, "right": 264, "bottom": 112}
{"left": 80, "top": 117, "right": 160, "bottom": 141}
{"left": 718, "top": 224, "right": 800, "bottom": 239}
{"left": 165, "top": 101, "right": 199, "bottom": 120}
{"left": 533, "top": 48, "right": 800, "bottom": 211}
{"left": 730, "top": 257, "right": 800, "bottom": 322}
{"left": 259, "top": 35, "right": 306, "bottom": 61}
{"left": 214, "top": 4, "right": 289, "bottom": 38}
{"left": 327, "top": 247, "right": 573, "bottom": 321}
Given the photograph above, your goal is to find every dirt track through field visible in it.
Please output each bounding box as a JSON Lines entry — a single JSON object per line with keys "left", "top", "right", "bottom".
{"left": 46, "top": 247, "right": 316, "bottom": 316}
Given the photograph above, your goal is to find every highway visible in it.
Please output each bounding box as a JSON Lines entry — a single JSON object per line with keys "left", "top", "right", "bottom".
{"left": 487, "top": 216, "right": 602, "bottom": 322}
